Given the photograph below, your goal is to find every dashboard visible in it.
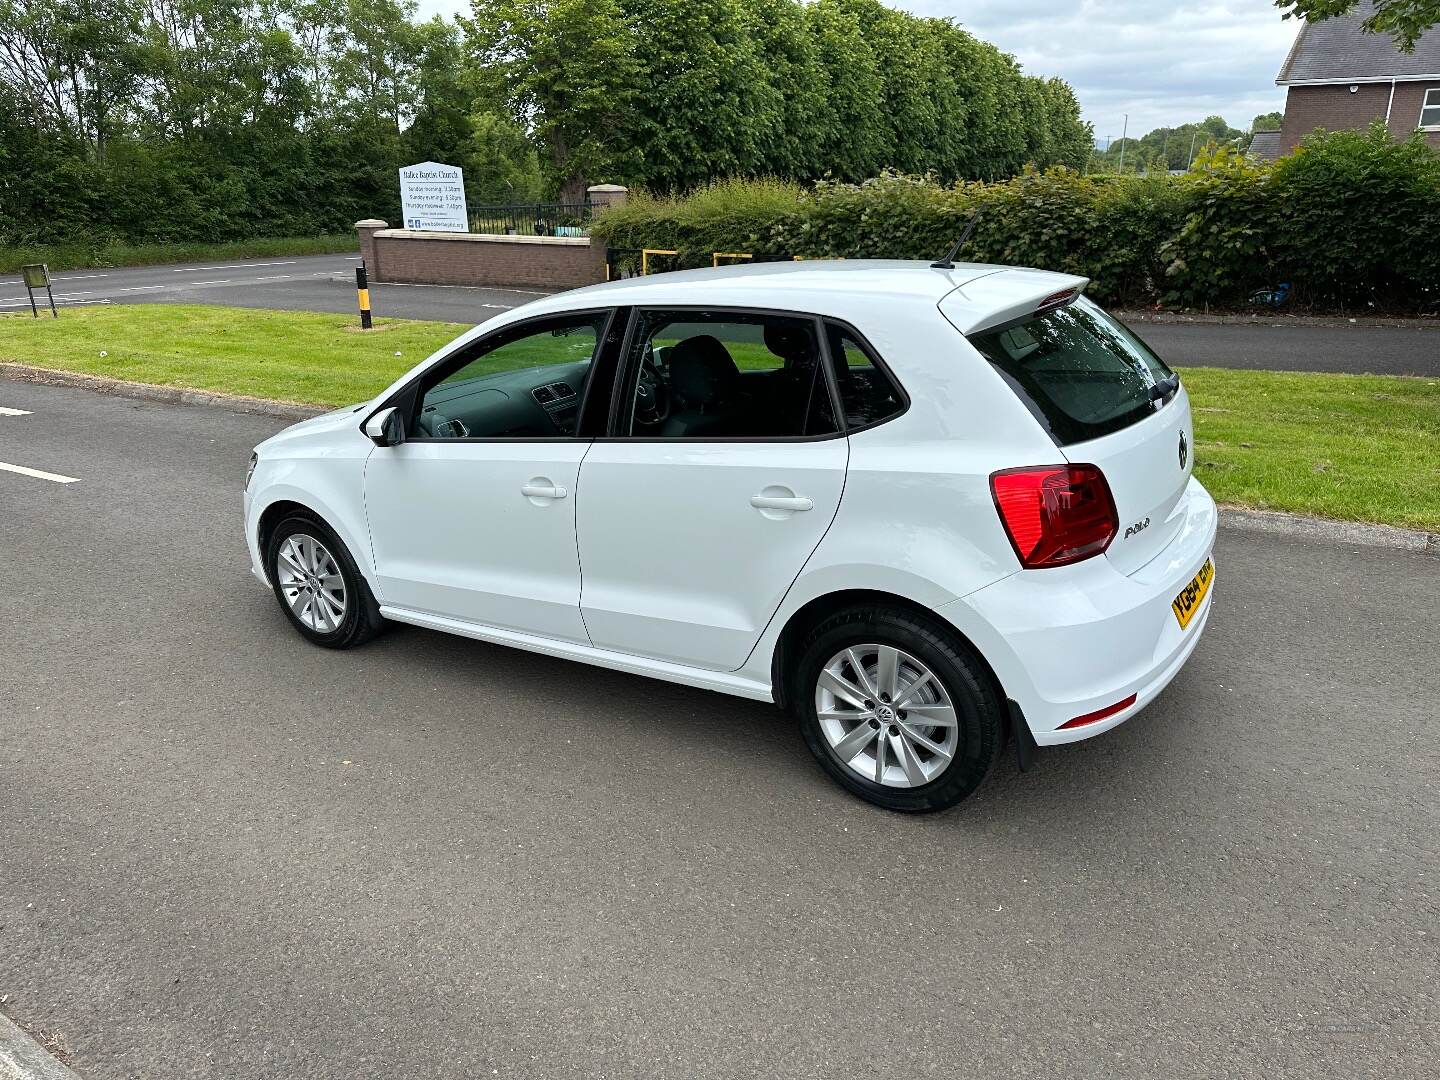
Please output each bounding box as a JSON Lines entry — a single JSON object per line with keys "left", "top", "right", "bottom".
{"left": 416, "top": 361, "right": 591, "bottom": 439}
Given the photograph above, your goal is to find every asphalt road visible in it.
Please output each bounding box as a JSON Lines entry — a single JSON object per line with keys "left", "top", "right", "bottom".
{"left": 0, "top": 253, "right": 543, "bottom": 324}
{"left": 1, "top": 378, "right": 1436, "bottom": 1079}
{"left": 3, "top": 255, "right": 1437, "bottom": 375}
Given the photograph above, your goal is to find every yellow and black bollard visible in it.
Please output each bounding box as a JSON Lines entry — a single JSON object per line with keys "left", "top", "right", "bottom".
{"left": 355, "top": 264, "right": 373, "bottom": 329}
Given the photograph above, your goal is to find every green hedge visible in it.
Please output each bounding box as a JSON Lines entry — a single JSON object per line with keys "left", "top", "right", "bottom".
{"left": 592, "top": 126, "right": 1440, "bottom": 311}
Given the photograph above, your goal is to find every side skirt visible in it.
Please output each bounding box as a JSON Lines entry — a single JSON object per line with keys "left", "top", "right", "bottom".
{"left": 379, "top": 605, "right": 777, "bottom": 703}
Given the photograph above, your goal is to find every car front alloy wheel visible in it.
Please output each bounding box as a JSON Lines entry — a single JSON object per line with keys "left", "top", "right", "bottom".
{"left": 265, "top": 514, "right": 385, "bottom": 649}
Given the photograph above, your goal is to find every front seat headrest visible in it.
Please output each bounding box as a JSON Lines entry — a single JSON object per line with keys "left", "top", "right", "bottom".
{"left": 764, "top": 323, "right": 815, "bottom": 366}
{"left": 667, "top": 335, "right": 739, "bottom": 405}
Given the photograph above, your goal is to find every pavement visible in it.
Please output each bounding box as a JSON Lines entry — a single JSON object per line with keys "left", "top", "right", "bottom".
{"left": 3, "top": 255, "right": 1437, "bottom": 375}
{"left": 1, "top": 377, "right": 1438, "bottom": 1079}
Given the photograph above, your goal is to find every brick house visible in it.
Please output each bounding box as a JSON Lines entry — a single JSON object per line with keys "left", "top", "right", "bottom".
{"left": 1274, "top": 3, "right": 1440, "bottom": 155}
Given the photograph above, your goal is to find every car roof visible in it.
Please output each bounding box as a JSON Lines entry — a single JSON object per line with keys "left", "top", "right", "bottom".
{"left": 517, "top": 259, "right": 1088, "bottom": 330}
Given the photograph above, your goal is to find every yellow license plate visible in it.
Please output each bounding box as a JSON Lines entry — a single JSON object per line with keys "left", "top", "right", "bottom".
{"left": 1172, "top": 558, "right": 1214, "bottom": 630}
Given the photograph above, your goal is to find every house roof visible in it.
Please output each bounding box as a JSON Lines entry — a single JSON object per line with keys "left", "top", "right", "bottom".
{"left": 1247, "top": 131, "right": 1283, "bottom": 161}
{"left": 1277, "top": 4, "right": 1440, "bottom": 84}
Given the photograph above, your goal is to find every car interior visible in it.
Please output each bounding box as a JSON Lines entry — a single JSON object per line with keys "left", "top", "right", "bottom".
{"left": 629, "top": 319, "right": 835, "bottom": 438}
{"left": 630, "top": 316, "right": 903, "bottom": 438}
{"left": 412, "top": 311, "right": 905, "bottom": 441}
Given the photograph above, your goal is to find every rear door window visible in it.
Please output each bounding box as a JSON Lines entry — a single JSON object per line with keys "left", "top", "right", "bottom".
{"left": 618, "top": 310, "right": 838, "bottom": 438}
{"left": 824, "top": 324, "right": 905, "bottom": 431}
{"left": 968, "top": 298, "right": 1174, "bottom": 445}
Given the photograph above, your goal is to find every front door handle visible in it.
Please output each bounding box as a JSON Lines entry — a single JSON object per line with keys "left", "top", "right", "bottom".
{"left": 750, "top": 494, "right": 813, "bottom": 512}
{"left": 521, "top": 481, "right": 567, "bottom": 500}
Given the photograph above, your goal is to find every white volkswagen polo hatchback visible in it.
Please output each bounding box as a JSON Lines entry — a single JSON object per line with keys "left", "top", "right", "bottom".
{"left": 244, "top": 261, "right": 1216, "bottom": 812}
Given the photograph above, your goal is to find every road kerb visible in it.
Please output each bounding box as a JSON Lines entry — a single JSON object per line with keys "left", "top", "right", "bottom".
{"left": 1219, "top": 507, "right": 1439, "bottom": 556}
{"left": 0, "top": 1013, "right": 82, "bottom": 1080}
{"left": 0, "top": 363, "right": 325, "bottom": 421}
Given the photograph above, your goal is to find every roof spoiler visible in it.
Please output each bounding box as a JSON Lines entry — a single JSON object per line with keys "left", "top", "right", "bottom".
{"left": 939, "top": 270, "right": 1090, "bottom": 336}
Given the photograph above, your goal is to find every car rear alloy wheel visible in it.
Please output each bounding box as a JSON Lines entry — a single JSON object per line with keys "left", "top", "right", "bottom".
{"left": 796, "top": 607, "right": 1003, "bottom": 813}
{"left": 276, "top": 533, "right": 347, "bottom": 633}
{"left": 815, "top": 644, "right": 958, "bottom": 788}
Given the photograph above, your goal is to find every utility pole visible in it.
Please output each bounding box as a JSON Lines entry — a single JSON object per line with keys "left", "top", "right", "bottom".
{"left": 1186, "top": 130, "right": 1200, "bottom": 170}
{"left": 1117, "top": 114, "right": 1129, "bottom": 173}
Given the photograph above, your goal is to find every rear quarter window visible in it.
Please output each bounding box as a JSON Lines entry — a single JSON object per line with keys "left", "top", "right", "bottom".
{"left": 968, "top": 298, "right": 1174, "bottom": 445}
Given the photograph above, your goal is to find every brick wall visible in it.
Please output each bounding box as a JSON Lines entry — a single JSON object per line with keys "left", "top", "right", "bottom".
{"left": 1280, "top": 81, "right": 1440, "bottom": 154}
{"left": 1387, "top": 81, "right": 1440, "bottom": 148}
{"left": 357, "top": 228, "right": 609, "bottom": 291}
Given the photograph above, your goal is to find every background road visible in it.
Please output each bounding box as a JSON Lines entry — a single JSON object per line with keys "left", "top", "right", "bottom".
{"left": 3, "top": 255, "right": 1437, "bottom": 375}
{"left": 1, "top": 379, "right": 1437, "bottom": 1079}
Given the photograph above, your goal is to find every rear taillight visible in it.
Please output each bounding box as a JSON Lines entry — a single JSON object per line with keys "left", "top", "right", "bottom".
{"left": 990, "top": 464, "right": 1118, "bottom": 569}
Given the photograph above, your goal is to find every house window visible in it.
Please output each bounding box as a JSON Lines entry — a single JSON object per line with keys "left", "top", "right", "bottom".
{"left": 1421, "top": 88, "right": 1440, "bottom": 130}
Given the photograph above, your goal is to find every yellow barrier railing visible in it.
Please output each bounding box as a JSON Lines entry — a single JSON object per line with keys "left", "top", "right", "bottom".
{"left": 641, "top": 248, "right": 679, "bottom": 275}
{"left": 625, "top": 249, "right": 843, "bottom": 275}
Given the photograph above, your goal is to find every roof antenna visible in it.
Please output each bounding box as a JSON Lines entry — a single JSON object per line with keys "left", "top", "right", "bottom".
{"left": 931, "top": 208, "right": 982, "bottom": 270}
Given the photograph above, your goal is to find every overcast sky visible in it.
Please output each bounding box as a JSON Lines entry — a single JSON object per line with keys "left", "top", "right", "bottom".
{"left": 414, "top": 0, "right": 1298, "bottom": 143}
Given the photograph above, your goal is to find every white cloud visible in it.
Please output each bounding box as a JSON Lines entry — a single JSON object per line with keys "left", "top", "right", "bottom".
{"left": 900, "top": 0, "right": 1295, "bottom": 140}
{"left": 415, "top": 0, "right": 1295, "bottom": 142}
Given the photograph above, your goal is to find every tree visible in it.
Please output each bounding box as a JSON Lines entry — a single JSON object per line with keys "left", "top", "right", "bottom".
{"left": 805, "top": 0, "right": 886, "bottom": 180}
{"left": 1092, "top": 116, "right": 1246, "bottom": 172}
{"left": 1276, "top": 1, "right": 1440, "bottom": 52}
{"left": 624, "top": 0, "right": 771, "bottom": 190}
{"left": 464, "top": 111, "right": 543, "bottom": 202}
{"left": 1252, "top": 111, "right": 1283, "bottom": 132}
{"left": 462, "top": 0, "right": 641, "bottom": 201}
{"left": 404, "top": 17, "right": 476, "bottom": 169}
{"left": 740, "top": 0, "right": 825, "bottom": 179}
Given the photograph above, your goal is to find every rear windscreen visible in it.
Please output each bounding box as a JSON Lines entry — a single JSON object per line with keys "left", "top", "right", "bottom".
{"left": 968, "top": 298, "right": 1174, "bottom": 445}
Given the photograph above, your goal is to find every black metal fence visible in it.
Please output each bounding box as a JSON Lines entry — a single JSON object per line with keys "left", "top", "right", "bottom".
{"left": 470, "top": 202, "right": 594, "bottom": 237}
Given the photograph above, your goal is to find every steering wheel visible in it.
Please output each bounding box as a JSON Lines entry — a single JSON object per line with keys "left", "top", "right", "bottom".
{"left": 633, "top": 351, "right": 672, "bottom": 427}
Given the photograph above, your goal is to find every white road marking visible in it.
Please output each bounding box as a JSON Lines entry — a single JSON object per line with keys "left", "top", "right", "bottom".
{"left": 255, "top": 275, "right": 292, "bottom": 281}
{"left": 187, "top": 279, "right": 232, "bottom": 285}
{"left": 120, "top": 285, "right": 167, "bottom": 292}
{"left": 173, "top": 261, "right": 297, "bottom": 272}
{"left": 0, "top": 407, "right": 32, "bottom": 416}
{"left": 0, "top": 297, "right": 112, "bottom": 307}
{"left": 0, "top": 460, "right": 80, "bottom": 484}
{"left": 53, "top": 273, "right": 110, "bottom": 280}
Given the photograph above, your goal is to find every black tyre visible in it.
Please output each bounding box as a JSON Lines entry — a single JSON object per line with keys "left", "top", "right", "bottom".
{"left": 795, "top": 606, "right": 1003, "bottom": 813}
{"left": 265, "top": 513, "right": 385, "bottom": 649}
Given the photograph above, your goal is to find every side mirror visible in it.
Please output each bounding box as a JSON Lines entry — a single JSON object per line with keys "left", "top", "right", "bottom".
{"left": 363, "top": 406, "right": 405, "bottom": 447}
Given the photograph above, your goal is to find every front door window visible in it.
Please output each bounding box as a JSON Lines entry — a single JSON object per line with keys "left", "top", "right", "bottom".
{"left": 415, "top": 313, "right": 609, "bottom": 439}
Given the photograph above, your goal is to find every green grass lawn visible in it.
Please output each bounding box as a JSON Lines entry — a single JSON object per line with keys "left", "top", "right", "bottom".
{"left": 2, "top": 304, "right": 1436, "bottom": 530}
{"left": 1181, "top": 367, "right": 1439, "bottom": 530}
{"left": 0, "top": 304, "right": 466, "bottom": 406}
{"left": 0, "top": 235, "right": 357, "bottom": 275}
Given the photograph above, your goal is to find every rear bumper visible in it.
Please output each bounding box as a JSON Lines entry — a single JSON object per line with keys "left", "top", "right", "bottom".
{"left": 938, "top": 477, "right": 1217, "bottom": 745}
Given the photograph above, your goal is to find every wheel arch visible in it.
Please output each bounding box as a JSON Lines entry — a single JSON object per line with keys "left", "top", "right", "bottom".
{"left": 257, "top": 498, "right": 317, "bottom": 557}
{"left": 769, "top": 588, "right": 1008, "bottom": 714}
{"left": 253, "top": 492, "right": 378, "bottom": 593}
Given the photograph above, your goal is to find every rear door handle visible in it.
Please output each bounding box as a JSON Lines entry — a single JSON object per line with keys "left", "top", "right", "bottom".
{"left": 750, "top": 494, "right": 813, "bottom": 512}
{"left": 521, "top": 482, "right": 567, "bottom": 499}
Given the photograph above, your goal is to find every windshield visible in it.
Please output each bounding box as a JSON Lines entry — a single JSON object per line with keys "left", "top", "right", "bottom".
{"left": 968, "top": 297, "right": 1174, "bottom": 445}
